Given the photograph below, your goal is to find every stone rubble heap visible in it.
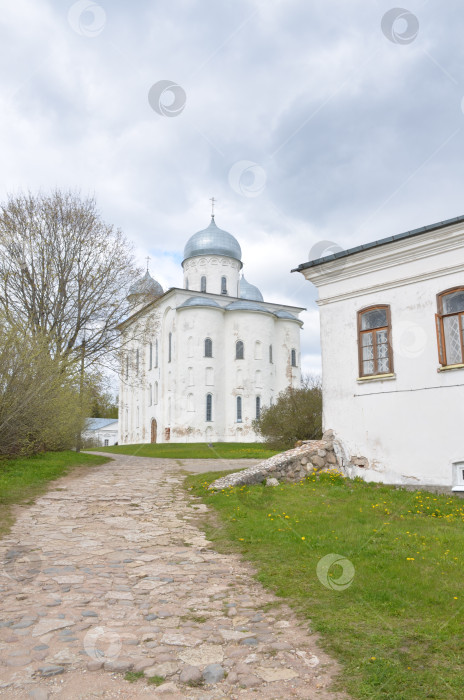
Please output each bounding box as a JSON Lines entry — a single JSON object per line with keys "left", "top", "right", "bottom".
{"left": 210, "top": 430, "right": 342, "bottom": 491}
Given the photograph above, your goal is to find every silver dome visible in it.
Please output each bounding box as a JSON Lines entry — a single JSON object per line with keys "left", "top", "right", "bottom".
{"left": 128, "top": 271, "right": 163, "bottom": 299}
{"left": 239, "top": 275, "right": 264, "bottom": 302}
{"left": 179, "top": 296, "right": 222, "bottom": 309}
{"left": 226, "top": 300, "right": 271, "bottom": 313}
{"left": 183, "top": 217, "right": 242, "bottom": 262}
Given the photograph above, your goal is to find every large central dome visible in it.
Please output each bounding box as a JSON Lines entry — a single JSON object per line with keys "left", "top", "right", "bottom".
{"left": 183, "top": 217, "right": 242, "bottom": 263}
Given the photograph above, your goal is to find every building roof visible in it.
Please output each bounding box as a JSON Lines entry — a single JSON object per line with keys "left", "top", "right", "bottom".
{"left": 292, "top": 214, "right": 464, "bottom": 272}
{"left": 183, "top": 217, "right": 242, "bottom": 263}
{"left": 85, "top": 418, "right": 118, "bottom": 432}
{"left": 128, "top": 270, "right": 164, "bottom": 299}
{"left": 179, "top": 296, "right": 222, "bottom": 309}
{"left": 239, "top": 275, "right": 264, "bottom": 302}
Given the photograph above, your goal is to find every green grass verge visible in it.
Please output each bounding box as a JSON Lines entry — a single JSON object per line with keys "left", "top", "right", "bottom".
{"left": 89, "top": 442, "right": 277, "bottom": 460}
{"left": 0, "top": 451, "right": 109, "bottom": 537}
{"left": 186, "top": 470, "right": 464, "bottom": 700}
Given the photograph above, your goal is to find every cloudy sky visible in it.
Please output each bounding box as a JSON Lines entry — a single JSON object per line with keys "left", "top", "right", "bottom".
{"left": 2, "top": 0, "right": 464, "bottom": 374}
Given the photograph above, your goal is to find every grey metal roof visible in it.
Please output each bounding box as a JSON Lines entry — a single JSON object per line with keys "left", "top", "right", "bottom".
{"left": 239, "top": 275, "right": 264, "bottom": 302}
{"left": 85, "top": 418, "right": 118, "bottom": 432}
{"left": 178, "top": 296, "right": 222, "bottom": 309}
{"left": 128, "top": 271, "right": 164, "bottom": 298}
{"left": 292, "top": 214, "right": 464, "bottom": 272}
{"left": 275, "top": 310, "right": 297, "bottom": 320}
{"left": 226, "top": 300, "right": 272, "bottom": 313}
{"left": 183, "top": 217, "right": 242, "bottom": 262}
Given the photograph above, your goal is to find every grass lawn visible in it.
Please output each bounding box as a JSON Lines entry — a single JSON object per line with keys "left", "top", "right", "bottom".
{"left": 186, "top": 470, "right": 464, "bottom": 700}
{"left": 89, "top": 442, "right": 277, "bottom": 460}
{"left": 0, "top": 451, "right": 109, "bottom": 537}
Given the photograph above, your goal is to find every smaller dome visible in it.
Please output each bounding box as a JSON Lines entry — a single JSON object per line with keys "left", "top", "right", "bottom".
{"left": 226, "top": 300, "right": 270, "bottom": 313}
{"left": 179, "top": 296, "right": 222, "bottom": 309}
{"left": 128, "top": 271, "right": 163, "bottom": 299}
{"left": 275, "top": 310, "right": 298, "bottom": 320}
{"left": 239, "top": 275, "right": 264, "bottom": 302}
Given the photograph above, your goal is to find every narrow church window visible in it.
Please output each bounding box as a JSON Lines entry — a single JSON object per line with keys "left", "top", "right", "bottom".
{"left": 255, "top": 341, "right": 262, "bottom": 359}
{"left": 358, "top": 305, "right": 393, "bottom": 377}
{"left": 256, "top": 396, "right": 261, "bottom": 419}
{"left": 221, "top": 276, "right": 227, "bottom": 295}
{"left": 236, "top": 340, "right": 244, "bottom": 359}
{"left": 269, "top": 344, "right": 273, "bottom": 363}
{"left": 291, "top": 348, "right": 297, "bottom": 367}
{"left": 136, "top": 349, "right": 140, "bottom": 374}
{"left": 204, "top": 337, "right": 212, "bottom": 357}
{"left": 187, "top": 393, "right": 194, "bottom": 411}
{"left": 236, "top": 396, "right": 242, "bottom": 422}
{"left": 206, "top": 393, "right": 212, "bottom": 422}
{"left": 155, "top": 339, "right": 159, "bottom": 367}
{"left": 436, "top": 288, "right": 464, "bottom": 366}
{"left": 125, "top": 355, "right": 129, "bottom": 379}
{"left": 168, "top": 332, "right": 172, "bottom": 362}
{"left": 154, "top": 381, "right": 158, "bottom": 404}
{"left": 201, "top": 276, "right": 207, "bottom": 293}
{"left": 149, "top": 343, "right": 153, "bottom": 370}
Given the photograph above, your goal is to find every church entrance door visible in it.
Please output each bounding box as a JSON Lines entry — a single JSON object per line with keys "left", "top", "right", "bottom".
{"left": 151, "top": 419, "right": 157, "bottom": 443}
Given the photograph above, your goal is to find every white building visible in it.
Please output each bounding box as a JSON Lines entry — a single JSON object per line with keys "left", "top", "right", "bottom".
{"left": 119, "top": 215, "right": 303, "bottom": 444}
{"left": 82, "top": 418, "right": 119, "bottom": 447}
{"left": 294, "top": 215, "right": 464, "bottom": 491}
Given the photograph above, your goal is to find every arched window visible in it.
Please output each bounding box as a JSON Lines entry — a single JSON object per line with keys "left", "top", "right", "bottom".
{"left": 206, "top": 367, "right": 214, "bottom": 385}
{"left": 221, "top": 276, "right": 227, "bottom": 295}
{"left": 168, "top": 332, "right": 172, "bottom": 363}
{"left": 236, "top": 396, "right": 242, "bottom": 422}
{"left": 204, "top": 337, "right": 213, "bottom": 357}
{"left": 155, "top": 339, "right": 159, "bottom": 367}
{"left": 154, "top": 381, "right": 158, "bottom": 404}
{"left": 206, "top": 393, "right": 212, "bottom": 422}
{"left": 201, "top": 276, "right": 207, "bottom": 292}
{"left": 236, "top": 340, "right": 244, "bottom": 359}
{"left": 436, "top": 287, "right": 464, "bottom": 366}
{"left": 291, "top": 348, "right": 297, "bottom": 367}
{"left": 256, "top": 396, "right": 261, "bottom": 419}
{"left": 358, "top": 305, "right": 393, "bottom": 377}
{"left": 187, "top": 393, "right": 194, "bottom": 412}
{"left": 254, "top": 341, "right": 262, "bottom": 359}
{"left": 269, "top": 344, "right": 273, "bottom": 363}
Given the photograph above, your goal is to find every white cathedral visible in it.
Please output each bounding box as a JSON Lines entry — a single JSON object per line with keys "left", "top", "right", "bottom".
{"left": 118, "top": 214, "right": 303, "bottom": 444}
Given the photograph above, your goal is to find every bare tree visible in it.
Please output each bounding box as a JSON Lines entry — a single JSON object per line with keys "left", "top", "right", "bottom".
{"left": 0, "top": 191, "right": 141, "bottom": 368}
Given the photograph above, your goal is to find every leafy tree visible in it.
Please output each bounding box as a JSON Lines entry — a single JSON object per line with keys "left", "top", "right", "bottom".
{"left": 253, "top": 375, "right": 322, "bottom": 449}
{"left": 0, "top": 190, "right": 141, "bottom": 368}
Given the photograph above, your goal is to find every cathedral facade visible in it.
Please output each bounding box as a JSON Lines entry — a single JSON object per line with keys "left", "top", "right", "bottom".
{"left": 118, "top": 216, "right": 303, "bottom": 444}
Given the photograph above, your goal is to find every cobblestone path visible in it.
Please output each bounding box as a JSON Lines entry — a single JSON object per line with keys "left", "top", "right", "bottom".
{"left": 0, "top": 454, "right": 347, "bottom": 699}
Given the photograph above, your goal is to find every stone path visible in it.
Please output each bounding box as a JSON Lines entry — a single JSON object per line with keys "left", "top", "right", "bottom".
{"left": 0, "top": 454, "right": 347, "bottom": 699}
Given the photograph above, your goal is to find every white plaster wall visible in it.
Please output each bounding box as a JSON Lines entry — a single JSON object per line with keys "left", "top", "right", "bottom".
{"left": 309, "top": 229, "right": 464, "bottom": 487}
{"left": 182, "top": 255, "right": 241, "bottom": 296}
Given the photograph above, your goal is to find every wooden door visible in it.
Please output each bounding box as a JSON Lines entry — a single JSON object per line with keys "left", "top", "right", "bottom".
{"left": 151, "top": 419, "right": 157, "bottom": 443}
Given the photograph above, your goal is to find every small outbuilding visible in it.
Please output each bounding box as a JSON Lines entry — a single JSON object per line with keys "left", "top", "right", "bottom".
{"left": 82, "top": 418, "right": 119, "bottom": 447}
{"left": 294, "top": 215, "right": 464, "bottom": 491}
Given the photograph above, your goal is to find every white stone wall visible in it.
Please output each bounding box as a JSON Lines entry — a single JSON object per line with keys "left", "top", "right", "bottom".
{"left": 182, "top": 255, "right": 241, "bottom": 296}
{"left": 299, "top": 223, "right": 464, "bottom": 489}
